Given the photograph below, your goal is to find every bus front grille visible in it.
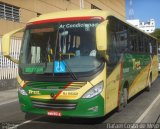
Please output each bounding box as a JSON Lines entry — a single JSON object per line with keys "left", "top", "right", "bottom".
{"left": 28, "top": 82, "right": 87, "bottom": 91}
{"left": 32, "top": 100, "right": 77, "bottom": 110}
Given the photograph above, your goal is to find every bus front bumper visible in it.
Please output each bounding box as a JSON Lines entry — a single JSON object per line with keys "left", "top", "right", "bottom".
{"left": 18, "top": 93, "right": 104, "bottom": 118}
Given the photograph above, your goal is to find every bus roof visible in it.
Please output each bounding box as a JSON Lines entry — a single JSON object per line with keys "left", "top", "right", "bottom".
{"left": 28, "top": 9, "right": 111, "bottom": 23}
{"left": 28, "top": 9, "right": 157, "bottom": 40}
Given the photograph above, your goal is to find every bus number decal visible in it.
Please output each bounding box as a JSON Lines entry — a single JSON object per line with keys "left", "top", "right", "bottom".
{"left": 63, "top": 91, "right": 78, "bottom": 96}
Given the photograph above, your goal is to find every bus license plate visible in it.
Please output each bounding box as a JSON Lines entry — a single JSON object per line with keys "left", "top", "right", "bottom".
{"left": 48, "top": 110, "right": 62, "bottom": 117}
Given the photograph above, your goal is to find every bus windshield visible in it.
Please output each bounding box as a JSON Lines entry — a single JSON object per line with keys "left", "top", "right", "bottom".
{"left": 19, "top": 20, "right": 103, "bottom": 77}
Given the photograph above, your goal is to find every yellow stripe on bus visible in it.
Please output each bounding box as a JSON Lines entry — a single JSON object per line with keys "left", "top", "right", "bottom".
{"left": 128, "top": 64, "right": 151, "bottom": 98}
{"left": 30, "top": 95, "right": 52, "bottom": 99}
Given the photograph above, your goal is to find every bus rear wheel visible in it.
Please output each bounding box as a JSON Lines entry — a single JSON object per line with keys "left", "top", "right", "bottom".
{"left": 146, "top": 75, "right": 152, "bottom": 91}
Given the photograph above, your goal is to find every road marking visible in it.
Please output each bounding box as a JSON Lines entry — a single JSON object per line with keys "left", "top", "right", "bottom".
{"left": 9, "top": 116, "right": 43, "bottom": 129}
{"left": 0, "top": 99, "right": 18, "bottom": 106}
{"left": 130, "top": 93, "right": 160, "bottom": 129}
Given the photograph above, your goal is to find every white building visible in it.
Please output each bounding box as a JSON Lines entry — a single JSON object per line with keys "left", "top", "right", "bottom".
{"left": 127, "top": 19, "right": 155, "bottom": 33}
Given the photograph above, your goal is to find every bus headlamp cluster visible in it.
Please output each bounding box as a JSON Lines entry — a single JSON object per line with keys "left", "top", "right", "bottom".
{"left": 82, "top": 81, "right": 103, "bottom": 99}
{"left": 18, "top": 87, "right": 28, "bottom": 96}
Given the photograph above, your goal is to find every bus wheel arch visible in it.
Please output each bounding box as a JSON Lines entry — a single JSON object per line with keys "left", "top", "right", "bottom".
{"left": 123, "top": 81, "right": 129, "bottom": 89}
{"left": 122, "top": 81, "right": 129, "bottom": 106}
{"left": 117, "top": 81, "right": 129, "bottom": 112}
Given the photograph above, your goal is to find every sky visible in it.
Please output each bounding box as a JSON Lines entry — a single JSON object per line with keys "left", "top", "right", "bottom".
{"left": 126, "top": 0, "right": 160, "bottom": 28}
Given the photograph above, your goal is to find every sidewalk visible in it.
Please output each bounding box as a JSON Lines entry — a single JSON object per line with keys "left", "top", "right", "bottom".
{"left": 0, "top": 89, "right": 18, "bottom": 104}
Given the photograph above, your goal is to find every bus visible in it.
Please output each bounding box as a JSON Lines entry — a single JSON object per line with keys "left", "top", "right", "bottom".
{"left": 158, "top": 48, "right": 160, "bottom": 72}
{"left": 2, "top": 10, "right": 158, "bottom": 118}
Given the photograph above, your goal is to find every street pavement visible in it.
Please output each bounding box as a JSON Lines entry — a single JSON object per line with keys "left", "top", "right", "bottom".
{"left": 0, "top": 77, "right": 160, "bottom": 129}
{"left": 0, "top": 89, "right": 18, "bottom": 104}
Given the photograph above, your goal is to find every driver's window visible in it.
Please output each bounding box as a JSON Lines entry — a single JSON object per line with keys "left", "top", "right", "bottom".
{"left": 31, "top": 46, "right": 40, "bottom": 63}
{"left": 107, "top": 18, "right": 119, "bottom": 66}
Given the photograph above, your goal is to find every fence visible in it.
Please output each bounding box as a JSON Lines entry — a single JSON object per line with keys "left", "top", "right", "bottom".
{"left": 0, "top": 36, "right": 22, "bottom": 80}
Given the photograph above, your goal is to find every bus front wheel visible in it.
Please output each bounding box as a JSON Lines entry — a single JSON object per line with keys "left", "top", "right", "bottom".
{"left": 25, "top": 113, "right": 38, "bottom": 120}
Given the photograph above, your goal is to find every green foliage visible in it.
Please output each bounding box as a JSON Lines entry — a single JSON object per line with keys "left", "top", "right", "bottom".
{"left": 151, "top": 28, "right": 160, "bottom": 42}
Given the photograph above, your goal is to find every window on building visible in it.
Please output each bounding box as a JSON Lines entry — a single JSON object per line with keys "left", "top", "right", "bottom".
{"left": 0, "top": 2, "right": 20, "bottom": 22}
{"left": 91, "top": 4, "right": 101, "bottom": 10}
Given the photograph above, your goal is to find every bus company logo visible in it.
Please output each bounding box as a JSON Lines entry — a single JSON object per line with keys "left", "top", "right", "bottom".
{"left": 132, "top": 59, "right": 141, "bottom": 70}
{"left": 28, "top": 90, "right": 40, "bottom": 95}
{"left": 50, "top": 92, "right": 55, "bottom": 98}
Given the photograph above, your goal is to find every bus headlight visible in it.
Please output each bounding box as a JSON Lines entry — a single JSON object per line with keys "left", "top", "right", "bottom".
{"left": 18, "top": 87, "right": 28, "bottom": 96}
{"left": 82, "top": 81, "right": 103, "bottom": 99}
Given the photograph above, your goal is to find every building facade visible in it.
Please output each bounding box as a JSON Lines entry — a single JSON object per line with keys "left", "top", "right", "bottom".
{"left": 127, "top": 19, "right": 155, "bottom": 33}
{"left": 0, "top": 0, "right": 125, "bottom": 35}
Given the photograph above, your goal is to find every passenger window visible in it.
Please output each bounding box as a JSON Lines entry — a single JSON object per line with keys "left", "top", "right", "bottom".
{"left": 107, "top": 17, "right": 127, "bottom": 66}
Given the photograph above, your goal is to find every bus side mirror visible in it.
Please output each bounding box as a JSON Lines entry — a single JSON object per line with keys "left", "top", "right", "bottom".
{"left": 2, "top": 27, "right": 24, "bottom": 64}
{"left": 96, "top": 20, "right": 108, "bottom": 51}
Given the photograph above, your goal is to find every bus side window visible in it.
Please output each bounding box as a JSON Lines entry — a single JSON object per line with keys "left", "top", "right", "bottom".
{"left": 138, "top": 34, "right": 144, "bottom": 52}
{"left": 109, "top": 34, "right": 119, "bottom": 64}
{"left": 149, "top": 43, "right": 152, "bottom": 54}
{"left": 144, "top": 37, "right": 149, "bottom": 53}
{"left": 106, "top": 17, "right": 120, "bottom": 76}
{"left": 128, "top": 29, "right": 134, "bottom": 53}
{"left": 149, "top": 39, "right": 156, "bottom": 55}
{"left": 152, "top": 40, "right": 157, "bottom": 55}
{"left": 158, "top": 48, "right": 160, "bottom": 54}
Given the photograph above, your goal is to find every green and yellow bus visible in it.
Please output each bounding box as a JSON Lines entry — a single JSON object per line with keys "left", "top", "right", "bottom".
{"left": 2, "top": 10, "right": 158, "bottom": 118}
{"left": 158, "top": 48, "right": 160, "bottom": 72}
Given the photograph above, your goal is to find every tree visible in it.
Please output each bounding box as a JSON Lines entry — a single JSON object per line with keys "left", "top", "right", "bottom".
{"left": 151, "top": 28, "right": 160, "bottom": 42}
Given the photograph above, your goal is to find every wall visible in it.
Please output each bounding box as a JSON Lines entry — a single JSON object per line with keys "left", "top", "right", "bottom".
{"left": 0, "top": 79, "right": 17, "bottom": 91}
{"left": 0, "top": 0, "right": 125, "bottom": 35}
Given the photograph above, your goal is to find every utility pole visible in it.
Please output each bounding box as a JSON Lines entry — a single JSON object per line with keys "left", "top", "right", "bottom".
{"left": 128, "top": 0, "right": 134, "bottom": 19}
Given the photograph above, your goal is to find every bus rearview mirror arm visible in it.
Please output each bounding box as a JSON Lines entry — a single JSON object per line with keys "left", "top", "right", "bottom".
{"left": 2, "top": 27, "right": 25, "bottom": 64}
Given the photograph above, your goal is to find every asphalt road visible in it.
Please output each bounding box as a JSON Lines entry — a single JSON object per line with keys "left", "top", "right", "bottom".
{"left": 0, "top": 77, "right": 160, "bottom": 129}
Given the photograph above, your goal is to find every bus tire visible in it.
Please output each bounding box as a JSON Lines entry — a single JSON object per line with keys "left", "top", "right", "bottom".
{"left": 117, "top": 88, "right": 128, "bottom": 112}
{"left": 146, "top": 75, "right": 152, "bottom": 92}
{"left": 25, "top": 113, "right": 31, "bottom": 120}
{"left": 123, "top": 88, "right": 128, "bottom": 107}
{"left": 25, "top": 113, "right": 35, "bottom": 120}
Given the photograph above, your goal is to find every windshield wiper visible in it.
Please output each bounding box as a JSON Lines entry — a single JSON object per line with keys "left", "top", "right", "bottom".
{"left": 59, "top": 52, "right": 78, "bottom": 80}
{"left": 53, "top": 28, "right": 60, "bottom": 76}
